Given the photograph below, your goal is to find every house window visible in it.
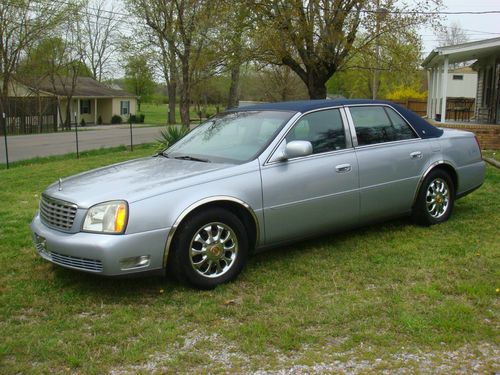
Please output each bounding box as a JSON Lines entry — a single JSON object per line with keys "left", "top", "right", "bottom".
{"left": 452, "top": 75, "right": 464, "bottom": 80}
{"left": 120, "top": 101, "right": 130, "bottom": 115}
{"left": 80, "top": 99, "right": 91, "bottom": 114}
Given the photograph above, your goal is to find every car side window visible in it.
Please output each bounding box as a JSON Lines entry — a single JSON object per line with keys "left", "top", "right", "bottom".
{"left": 349, "top": 106, "right": 417, "bottom": 146}
{"left": 384, "top": 107, "right": 418, "bottom": 141}
{"left": 286, "top": 109, "right": 346, "bottom": 154}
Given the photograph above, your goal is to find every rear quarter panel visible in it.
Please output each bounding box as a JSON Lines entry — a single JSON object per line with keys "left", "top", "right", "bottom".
{"left": 439, "top": 128, "right": 485, "bottom": 196}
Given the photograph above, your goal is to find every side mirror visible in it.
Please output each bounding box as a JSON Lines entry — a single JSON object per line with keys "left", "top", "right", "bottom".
{"left": 271, "top": 140, "right": 313, "bottom": 162}
{"left": 285, "top": 140, "right": 313, "bottom": 159}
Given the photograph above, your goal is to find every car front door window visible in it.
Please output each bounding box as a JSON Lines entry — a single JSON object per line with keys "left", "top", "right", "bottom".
{"left": 286, "top": 109, "right": 347, "bottom": 154}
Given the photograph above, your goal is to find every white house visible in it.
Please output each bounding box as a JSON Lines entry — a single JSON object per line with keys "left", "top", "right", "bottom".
{"left": 446, "top": 66, "right": 477, "bottom": 99}
{"left": 422, "top": 37, "right": 500, "bottom": 124}
{"left": 5, "top": 76, "right": 137, "bottom": 126}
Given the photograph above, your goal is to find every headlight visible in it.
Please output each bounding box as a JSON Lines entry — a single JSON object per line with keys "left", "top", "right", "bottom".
{"left": 82, "top": 201, "right": 128, "bottom": 234}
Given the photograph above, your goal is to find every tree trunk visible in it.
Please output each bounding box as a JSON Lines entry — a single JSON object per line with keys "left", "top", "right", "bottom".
{"left": 65, "top": 98, "right": 72, "bottom": 130}
{"left": 2, "top": 76, "right": 9, "bottom": 98}
{"left": 179, "top": 60, "right": 190, "bottom": 128}
{"left": 168, "top": 51, "right": 177, "bottom": 124}
{"left": 306, "top": 81, "right": 328, "bottom": 99}
{"left": 168, "top": 81, "right": 177, "bottom": 124}
{"left": 227, "top": 64, "right": 240, "bottom": 109}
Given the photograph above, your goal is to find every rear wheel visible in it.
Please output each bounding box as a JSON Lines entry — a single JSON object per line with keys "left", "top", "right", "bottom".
{"left": 413, "top": 169, "right": 455, "bottom": 226}
{"left": 169, "top": 208, "right": 248, "bottom": 289}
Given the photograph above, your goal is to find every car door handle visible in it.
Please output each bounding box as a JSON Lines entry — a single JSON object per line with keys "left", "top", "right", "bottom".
{"left": 410, "top": 151, "right": 423, "bottom": 159}
{"left": 335, "top": 164, "right": 352, "bottom": 173}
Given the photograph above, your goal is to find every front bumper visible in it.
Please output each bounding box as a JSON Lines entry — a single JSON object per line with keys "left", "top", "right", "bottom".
{"left": 30, "top": 212, "right": 170, "bottom": 276}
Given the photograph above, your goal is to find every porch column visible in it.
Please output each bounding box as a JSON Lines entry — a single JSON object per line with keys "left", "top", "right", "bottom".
{"left": 440, "top": 56, "right": 449, "bottom": 123}
{"left": 433, "top": 67, "right": 440, "bottom": 120}
{"left": 57, "top": 97, "right": 61, "bottom": 128}
{"left": 429, "top": 69, "right": 434, "bottom": 118}
{"left": 426, "top": 69, "right": 432, "bottom": 118}
{"left": 94, "top": 98, "right": 97, "bottom": 125}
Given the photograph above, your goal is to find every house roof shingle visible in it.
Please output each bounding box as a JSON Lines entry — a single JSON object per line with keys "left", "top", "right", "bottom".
{"left": 36, "top": 76, "right": 136, "bottom": 98}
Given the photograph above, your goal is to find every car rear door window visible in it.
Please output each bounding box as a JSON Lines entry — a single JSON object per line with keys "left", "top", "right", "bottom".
{"left": 350, "top": 106, "right": 417, "bottom": 146}
{"left": 286, "top": 109, "right": 346, "bottom": 154}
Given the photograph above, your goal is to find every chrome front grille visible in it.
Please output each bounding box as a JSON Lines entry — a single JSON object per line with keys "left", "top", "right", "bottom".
{"left": 50, "top": 251, "right": 103, "bottom": 272}
{"left": 40, "top": 195, "right": 77, "bottom": 231}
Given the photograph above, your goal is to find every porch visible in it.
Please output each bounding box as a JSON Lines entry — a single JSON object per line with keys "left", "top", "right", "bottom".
{"left": 422, "top": 37, "right": 500, "bottom": 125}
{"left": 58, "top": 97, "right": 135, "bottom": 126}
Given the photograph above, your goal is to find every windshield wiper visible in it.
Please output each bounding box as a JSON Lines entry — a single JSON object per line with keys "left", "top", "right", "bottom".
{"left": 153, "top": 151, "right": 169, "bottom": 158}
{"left": 173, "top": 155, "right": 210, "bottom": 163}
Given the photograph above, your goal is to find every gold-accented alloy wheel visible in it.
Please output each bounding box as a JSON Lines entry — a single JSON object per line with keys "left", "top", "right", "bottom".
{"left": 425, "top": 177, "right": 450, "bottom": 219}
{"left": 189, "top": 222, "right": 239, "bottom": 278}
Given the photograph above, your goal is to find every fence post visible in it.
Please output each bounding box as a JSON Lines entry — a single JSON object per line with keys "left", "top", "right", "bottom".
{"left": 129, "top": 114, "right": 134, "bottom": 152}
{"left": 74, "top": 112, "right": 79, "bottom": 159}
{"left": 2, "top": 112, "right": 8, "bottom": 169}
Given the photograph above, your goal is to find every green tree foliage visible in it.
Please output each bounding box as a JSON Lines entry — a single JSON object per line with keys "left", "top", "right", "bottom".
{"left": 327, "top": 29, "right": 425, "bottom": 99}
{"left": 17, "top": 37, "right": 93, "bottom": 85}
{"left": 123, "top": 55, "right": 156, "bottom": 111}
{"left": 127, "top": 0, "right": 219, "bottom": 128}
{"left": 253, "top": 65, "right": 308, "bottom": 102}
{"left": 250, "top": 0, "right": 442, "bottom": 100}
{"left": 252, "top": 0, "right": 363, "bottom": 99}
{"left": 0, "top": 0, "right": 81, "bottom": 97}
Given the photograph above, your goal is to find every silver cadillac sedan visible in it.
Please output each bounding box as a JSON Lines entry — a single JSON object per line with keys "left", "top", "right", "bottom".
{"left": 31, "top": 100, "right": 485, "bottom": 289}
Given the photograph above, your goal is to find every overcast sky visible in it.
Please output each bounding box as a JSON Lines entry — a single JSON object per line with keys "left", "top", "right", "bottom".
{"left": 420, "top": 0, "right": 500, "bottom": 57}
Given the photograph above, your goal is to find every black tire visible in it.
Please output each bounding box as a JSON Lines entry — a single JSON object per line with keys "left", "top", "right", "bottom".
{"left": 168, "top": 208, "right": 248, "bottom": 289}
{"left": 412, "top": 169, "right": 455, "bottom": 226}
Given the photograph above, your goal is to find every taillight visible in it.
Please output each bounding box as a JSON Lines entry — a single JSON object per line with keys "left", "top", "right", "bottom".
{"left": 474, "top": 135, "right": 483, "bottom": 159}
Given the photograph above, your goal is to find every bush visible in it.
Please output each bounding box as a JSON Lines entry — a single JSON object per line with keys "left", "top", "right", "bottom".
{"left": 129, "top": 114, "right": 137, "bottom": 123}
{"left": 111, "top": 115, "right": 122, "bottom": 124}
{"left": 156, "top": 126, "right": 189, "bottom": 151}
{"left": 385, "top": 85, "right": 427, "bottom": 101}
{"left": 139, "top": 113, "right": 145, "bottom": 123}
{"left": 80, "top": 118, "right": 86, "bottom": 127}
{"left": 97, "top": 115, "right": 103, "bottom": 125}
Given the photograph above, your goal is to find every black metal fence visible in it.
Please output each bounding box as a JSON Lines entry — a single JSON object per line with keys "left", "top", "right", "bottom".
{"left": 0, "top": 97, "right": 58, "bottom": 135}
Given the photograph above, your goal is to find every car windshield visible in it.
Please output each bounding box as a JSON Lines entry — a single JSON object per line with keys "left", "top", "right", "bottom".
{"left": 166, "top": 110, "right": 294, "bottom": 163}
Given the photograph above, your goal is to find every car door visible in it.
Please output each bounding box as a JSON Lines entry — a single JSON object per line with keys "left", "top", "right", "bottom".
{"left": 260, "top": 108, "right": 359, "bottom": 245}
{"left": 346, "top": 105, "right": 431, "bottom": 222}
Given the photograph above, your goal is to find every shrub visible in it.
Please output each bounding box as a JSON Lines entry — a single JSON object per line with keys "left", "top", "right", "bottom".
{"left": 385, "top": 85, "right": 427, "bottom": 101}
{"left": 111, "top": 115, "right": 122, "bottom": 124}
{"left": 129, "top": 114, "right": 137, "bottom": 123}
{"left": 80, "top": 118, "right": 86, "bottom": 127}
{"left": 156, "top": 126, "right": 189, "bottom": 151}
{"left": 138, "top": 113, "right": 145, "bottom": 123}
{"left": 97, "top": 115, "right": 103, "bottom": 125}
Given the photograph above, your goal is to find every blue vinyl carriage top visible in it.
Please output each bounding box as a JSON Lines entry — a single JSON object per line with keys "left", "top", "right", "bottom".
{"left": 231, "top": 99, "right": 443, "bottom": 139}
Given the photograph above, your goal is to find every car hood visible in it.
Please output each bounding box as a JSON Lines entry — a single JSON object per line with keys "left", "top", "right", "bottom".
{"left": 43, "top": 156, "right": 230, "bottom": 208}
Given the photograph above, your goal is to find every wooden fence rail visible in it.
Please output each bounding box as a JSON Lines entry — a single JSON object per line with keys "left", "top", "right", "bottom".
{"left": 393, "top": 98, "right": 476, "bottom": 121}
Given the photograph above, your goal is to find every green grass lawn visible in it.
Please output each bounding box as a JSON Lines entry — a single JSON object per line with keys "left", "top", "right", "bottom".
{"left": 0, "top": 149, "right": 498, "bottom": 373}
{"left": 140, "top": 103, "right": 222, "bottom": 125}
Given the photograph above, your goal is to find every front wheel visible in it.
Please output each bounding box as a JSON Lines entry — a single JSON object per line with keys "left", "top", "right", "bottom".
{"left": 413, "top": 169, "right": 455, "bottom": 226}
{"left": 168, "top": 208, "right": 248, "bottom": 289}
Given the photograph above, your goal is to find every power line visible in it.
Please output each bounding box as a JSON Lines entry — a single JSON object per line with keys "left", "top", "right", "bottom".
{"left": 40, "top": 0, "right": 500, "bottom": 18}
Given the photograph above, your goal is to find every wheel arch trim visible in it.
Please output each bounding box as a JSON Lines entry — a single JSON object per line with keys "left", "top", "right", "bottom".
{"left": 162, "top": 196, "right": 260, "bottom": 267}
{"left": 412, "top": 160, "right": 457, "bottom": 206}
